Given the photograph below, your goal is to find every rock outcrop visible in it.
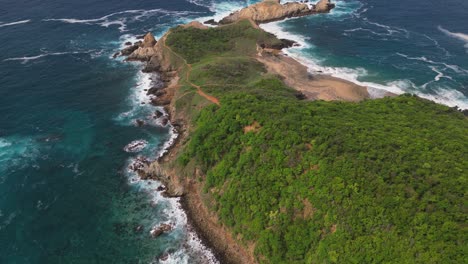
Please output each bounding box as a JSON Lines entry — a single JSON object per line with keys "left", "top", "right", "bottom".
{"left": 127, "top": 32, "right": 158, "bottom": 61}
{"left": 315, "top": 0, "right": 335, "bottom": 13}
{"left": 219, "top": 0, "right": 335, "bottom": 25}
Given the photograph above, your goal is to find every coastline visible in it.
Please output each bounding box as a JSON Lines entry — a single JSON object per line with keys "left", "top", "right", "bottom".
{"left": 118, "top": 12, "right": 381, "bottom": 262}
{"left": 126, "top": 27, "right": 374, "bottom": 264}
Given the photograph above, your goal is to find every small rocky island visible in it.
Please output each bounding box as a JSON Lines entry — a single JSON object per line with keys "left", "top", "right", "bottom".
{"left": 219, "top": 0, "right": 335, "bottom": 24}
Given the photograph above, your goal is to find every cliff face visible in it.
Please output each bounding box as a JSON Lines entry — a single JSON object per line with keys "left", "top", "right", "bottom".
{"left": 127, "top": 32, "right": 158, "bottom": 61}
{"left": 219, "top": 0, "right": 335, "bottom": 25}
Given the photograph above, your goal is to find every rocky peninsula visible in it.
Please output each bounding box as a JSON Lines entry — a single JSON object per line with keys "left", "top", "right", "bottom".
{"left": 116, "top": 1, "right": 364, "bottom": 262}
{"left": 115, "top": 1, "right": 467, "bottom": 263}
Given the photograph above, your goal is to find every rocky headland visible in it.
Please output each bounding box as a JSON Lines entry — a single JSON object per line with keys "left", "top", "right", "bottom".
{"left": 218, "top": 0, "right": 335, "bottom": 25}
{"left": 117, "top": 1, "right": 369, "bottom": 263}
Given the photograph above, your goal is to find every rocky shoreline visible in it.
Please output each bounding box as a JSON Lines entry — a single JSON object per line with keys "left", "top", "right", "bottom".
{"left": 115, "top": 1, "right": 361, "bottom": 263}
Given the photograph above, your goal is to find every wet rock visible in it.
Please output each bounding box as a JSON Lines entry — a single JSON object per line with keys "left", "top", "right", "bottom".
{"left": 150, "top": 224, "right": 172, "bottom": 238}
{"left": 259, "top": 38, "right": 297, "bottom": 50}
{"left": 155, "top": 110, "right": 164, "bottom": 118}
{"left": 124, "top": 140, "right": 148, "bottom": 153}
{"left": 135, "top": 119, "right": 145, "bottom": 127}
{"left": 204, "top": 19, "right": 218, "bottom": 25}
{"left": 161, "top": 118, "right": 169, "bottom": 126}
{"left": 128, "top": 156, "right": 150, "bottom": 174}
{"left": 113, "top": 52, "right": 120, "bottom": 58}
{"left": 151, "top": 98, "right": 171, "bottom": 106}
{"left": 154, "top": 90, "right": 167, "bottom": 97}
{"left": 147, "top": 86, "right": 161, "bottom": 95}
{"left": 159, "top": 253, "right": 169, "bottom": 261}
{"left": 121, "top": 44, "right": 140, "bottom": 56}
{"left": 156, "top": 185, "right": 167, "bottom": 192}
{"left": 134, "top": 225, "right": 144, "bottom": 233}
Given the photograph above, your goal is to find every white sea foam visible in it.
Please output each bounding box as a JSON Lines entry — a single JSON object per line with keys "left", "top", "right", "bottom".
{"left": 186, "top": 0, "right": 216, "bottom": 12}
{"left": 0, "top": 136, "right": 41, "bottom": 180}
{"left": 44, "top": 9, "right": 200, "bottom": 32}
{"left": 0, "top": 212, "right": 17, "bottom": 231}
{"left": 259, "top": 17, "right": 468, "bottom": 109}
{"left": 438, "top": 26, "right": 468, "bottom": 53}
{"left": 193, "top": 0, "right": 247, "bottom": 24}
{"left": 125, "top": 160, "right": 218, "bottom": 264}
{"left": 260, "top": 21, "right": 311, "bottom": 48}
{"left": 3, "top": 51, "right": 94, "bottom": 64}
{"left": 0, "top": 19, "right": 31, "bottom": 28}
{"left": 396, "top": 53, "right": 468, "bottom": 75}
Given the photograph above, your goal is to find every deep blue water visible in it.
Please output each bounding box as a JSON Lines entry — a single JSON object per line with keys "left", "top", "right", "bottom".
{"left": 0, "top": 0, "right": 467, "bottom": 263}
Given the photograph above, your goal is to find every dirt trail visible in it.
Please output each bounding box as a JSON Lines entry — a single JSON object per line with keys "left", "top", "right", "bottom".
{"left": 163, "top": 36, "right": 220, "bottom": 106}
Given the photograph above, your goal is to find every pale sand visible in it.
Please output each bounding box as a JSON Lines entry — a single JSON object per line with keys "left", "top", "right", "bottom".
{"left": 257, "top": 50, "right": 370, "bottom": 102}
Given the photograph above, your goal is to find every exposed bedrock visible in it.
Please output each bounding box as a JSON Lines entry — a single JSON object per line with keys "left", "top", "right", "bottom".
{"left": 219, "top": 0, "right": 335, "bottom": 25}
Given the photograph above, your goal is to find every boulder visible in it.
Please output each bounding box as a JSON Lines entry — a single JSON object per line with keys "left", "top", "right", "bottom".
{"left": 314, "top": 0, "right": 335, "bottom": 12}
{"left": 204, "top": 19, "right": 218, "bottom": 25}
{"left": 150, "top": 224, "right": 172, "bottom": 238}
{"left": 147, "top": 87, "right": 160, "bottom": 95}
{"left": 135, "top": 119, "right": 145, "bottom": 127}
{"left": 120, "top": 44, "right": 139, "bottom": 56}
{"left": 161, "top": 118, "right": 169, "bottom": 126}
{"left": 154, "top": 110, "right": 164, "bottom": 118}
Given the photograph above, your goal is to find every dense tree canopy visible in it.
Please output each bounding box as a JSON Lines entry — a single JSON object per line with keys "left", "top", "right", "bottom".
{"left": 168, "top": 21, "right": 468, "bottom": 263}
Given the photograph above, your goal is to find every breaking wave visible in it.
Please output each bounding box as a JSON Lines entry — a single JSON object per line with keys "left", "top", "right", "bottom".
{"left": 43, "top": 9, "right": 201, "bottom": 32}
{"left": 0, "top": 19, "right": 31, "bottom": 28}
{"left": 438, "top": 26, "right": 468, "bottom": 53}
{"left": 3, "top": 51, "right": 95, "bottom": 64}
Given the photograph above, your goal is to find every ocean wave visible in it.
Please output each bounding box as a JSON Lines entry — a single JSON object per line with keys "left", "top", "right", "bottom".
{"left": 0, "top": 19, "right": 31, "bottom": 28}
{"left": 259, "top": 20, "right": 468, "bottom": 109}
{"left": 3, "top": 51, "right": 95, "bottom": 64}
{"left": 193, "top": 0, "right": 247, "bottom": 24}
{"left": 0, "top": 136, "right": 41, "bottom": 181}
{"left": 438, "top": 26, "right": 468, "bottom": 53}
{"left": 114, "top": 70, "right": 162, "bottom": 126}
{"left": 396, "top": 53, "right": 468, "bottom": 75}
{"left": 44, "top": 9, "right": 200, "bottom": 32}
{"left": 186, "top": 0, "right": 215, "bottom": 12}
{"left": 125, "top": 159, "right": 218, "bottom": 263}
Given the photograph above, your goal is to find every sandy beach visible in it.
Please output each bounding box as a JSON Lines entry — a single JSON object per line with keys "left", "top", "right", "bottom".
{"left": 257, "top": 49, "right": 370, "bottom": 102}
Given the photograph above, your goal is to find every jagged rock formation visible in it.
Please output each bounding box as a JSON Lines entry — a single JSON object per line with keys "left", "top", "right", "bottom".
{"left": 127, "top": 32, "right": 158, "bottom": 61}
{"left": 315, "top": 0, "right": 335, "bottom": 12}
{"left": 219, "top": 0, "right": 335, "bottom": 25}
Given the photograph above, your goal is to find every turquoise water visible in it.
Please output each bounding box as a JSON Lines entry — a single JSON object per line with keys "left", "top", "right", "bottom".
{"left": 0, "top": 0, "right": 467, "bottom": 263}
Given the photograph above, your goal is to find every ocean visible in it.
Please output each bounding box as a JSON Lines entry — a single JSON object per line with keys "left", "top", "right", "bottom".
{"left": 0, "top": 0, "right": 466, "bottom": 263}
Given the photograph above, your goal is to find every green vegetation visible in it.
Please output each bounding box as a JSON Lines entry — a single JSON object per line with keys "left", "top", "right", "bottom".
{"left": 168, "top": 21, "right": 468, "bottom": 263}
{"left": 166, "top": 20, "right": 283, "bottom": 63}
